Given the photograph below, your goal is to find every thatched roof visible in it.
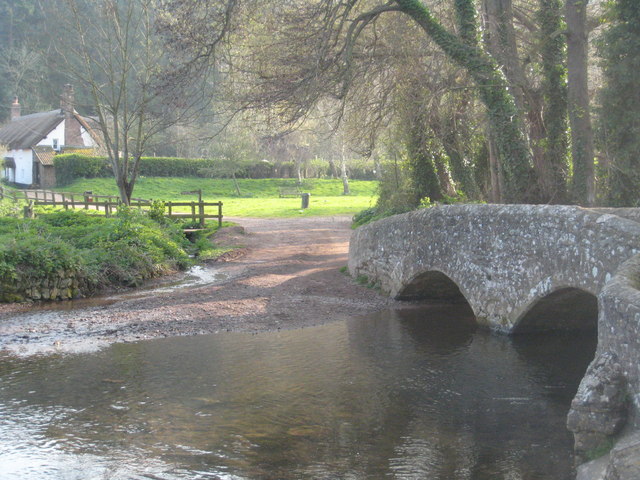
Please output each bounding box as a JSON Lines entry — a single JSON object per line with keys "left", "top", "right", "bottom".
{"left": 0, "top": 110, "right": 64, "bottom": 150}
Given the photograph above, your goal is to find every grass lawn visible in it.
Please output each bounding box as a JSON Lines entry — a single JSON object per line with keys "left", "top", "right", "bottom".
{"left": 56, "top": 178, "right": 378, "bottom": 218}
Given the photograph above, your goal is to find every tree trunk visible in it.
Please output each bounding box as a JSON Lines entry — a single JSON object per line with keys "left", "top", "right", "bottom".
{"left": 340, "top": 145, "right": 350, "bottom": 195}
{"left": 538, "top": 0, "right": 569, "bottom": 203}
{"left": 232, "top": 172, "right": 241, "bottom": 196}
{"left": 434, "top": 154, "right": 456, "bottom": 197}
{"left": 488, "top": 132, "right": 504, "bottom": 203}
{"left": 482, "top": 0, "right": 527, "bottom": 111}
{"left": 296, "top": 160, "right": 303, "bottom": 184}
{"left": 327, "top": 157, "right": 339, "bottom": 178}
{"left": 434, "top": 112, "right": 481, "bottom": 200}
{"left": 566, "top": 0, "right": 595, "bottom": 205}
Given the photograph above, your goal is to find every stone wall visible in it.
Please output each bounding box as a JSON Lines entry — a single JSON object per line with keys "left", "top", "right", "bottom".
{"left": 349, "top": 205, "right": 640, "bottom": 333}
{"left": 0, "top": 269, "right": 81, "bottom": 302}
{"left": 571, "top": 254, "right": 640, "bottom": 479}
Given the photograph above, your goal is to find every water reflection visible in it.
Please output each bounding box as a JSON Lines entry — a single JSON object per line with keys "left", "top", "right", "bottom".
{"left": 0, "top": 306, "right": 595, "bottom": 479}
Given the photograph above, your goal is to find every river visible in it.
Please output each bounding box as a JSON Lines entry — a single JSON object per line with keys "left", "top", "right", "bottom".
{"left": 0, "top": 304, "right": 595, "bottom": 479}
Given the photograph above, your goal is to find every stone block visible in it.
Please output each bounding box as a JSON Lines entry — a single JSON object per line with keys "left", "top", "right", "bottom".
{"left": 568, "top": 353, "right": 628, "bottom": 458}
{"left": 604, "top": 432, "right": 640, "bottom": 480}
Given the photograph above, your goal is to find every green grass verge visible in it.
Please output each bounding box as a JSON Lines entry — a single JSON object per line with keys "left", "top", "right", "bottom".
{"left": 56, "top": 178, "right": 378, "bottom": 218}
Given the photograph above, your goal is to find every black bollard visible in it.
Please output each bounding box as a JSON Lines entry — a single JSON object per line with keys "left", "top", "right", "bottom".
{"left": 301, "top": 192, "right": 310, "bottom": 209}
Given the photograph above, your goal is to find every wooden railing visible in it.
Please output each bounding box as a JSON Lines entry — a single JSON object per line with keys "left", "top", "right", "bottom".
{"left": 1, "top": 186, "right": 223, "bottom": 227}
{"left": 166, "top": 201, "right": 224, "bottom": 227}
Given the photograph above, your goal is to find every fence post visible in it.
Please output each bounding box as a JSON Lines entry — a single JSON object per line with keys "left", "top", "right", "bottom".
{"left": 218, "top": 202, "right": 223, "bottom": 227}
{"left": 199, "top": 201, "right": 205, "bottom": 227}
{"left": 191, "top": 202, "right": 196, "bottom": 223}
{"left": 23, "top": 200, "right": 34, "bottom": 219}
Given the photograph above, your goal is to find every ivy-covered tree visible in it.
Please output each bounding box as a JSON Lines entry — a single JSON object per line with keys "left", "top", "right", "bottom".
{"left": 536, "top": 0, "right": 569, "bottom": 203}
{"left": 597, "top": 0, "right": 640, "bottom": 206}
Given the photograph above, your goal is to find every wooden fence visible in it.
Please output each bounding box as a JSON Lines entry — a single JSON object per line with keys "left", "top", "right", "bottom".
{"left": 0, "top": 185, "right": 223, "bottom": 227}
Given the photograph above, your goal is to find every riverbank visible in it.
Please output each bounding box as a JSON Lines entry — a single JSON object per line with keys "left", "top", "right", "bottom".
{"left": 0, "top": 216, "right": 397, "bottom": 356}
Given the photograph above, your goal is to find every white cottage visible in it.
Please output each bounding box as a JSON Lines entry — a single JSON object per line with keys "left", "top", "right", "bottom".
{"left": 0, "top": 85, "right": 100, "bottom": 187}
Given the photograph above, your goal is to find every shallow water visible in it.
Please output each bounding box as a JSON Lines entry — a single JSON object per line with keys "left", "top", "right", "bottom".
{"left": 0, "top": 305, "right": 596, "bottom": 479}
{"left": 19, "top": 264, "right": 229, "bottom": 313}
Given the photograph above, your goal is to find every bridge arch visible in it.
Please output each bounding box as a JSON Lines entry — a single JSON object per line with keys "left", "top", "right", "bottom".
{"left": 511, "top": 287, "right": 598, "bottom": 334}
{"left": 396, "top": 270, "right": 469, "bottom": 304}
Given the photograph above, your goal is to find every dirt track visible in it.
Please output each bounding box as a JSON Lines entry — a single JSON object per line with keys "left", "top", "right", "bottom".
{"left": 0, "top": 216, "right": 397, "bottom": 356}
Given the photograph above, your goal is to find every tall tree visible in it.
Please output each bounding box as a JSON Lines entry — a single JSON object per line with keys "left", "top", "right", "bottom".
{"left": 597, "top": 0, "right": 640, "bottom": 206}
{"left": 538, "top": 0, "right": 569, "bottom": 203}
{"left": 481, "top": 0, "right": 571, "bottom": 203}
{"left": 566, "top": 0, "right": 595, "bottom": 205}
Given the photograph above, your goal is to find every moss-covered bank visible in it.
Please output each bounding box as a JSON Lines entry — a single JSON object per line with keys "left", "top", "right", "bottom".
{"left": 0, "top": 207, "right": 215, "bottom": 302}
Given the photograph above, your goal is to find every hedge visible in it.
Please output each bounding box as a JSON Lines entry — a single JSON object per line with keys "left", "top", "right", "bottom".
{"left": 54, "top": 154, "right": 221, "bottom": 184}
{"left": 53, "top": 153, "right": 380, "bottom": 184}
{"left": 54, "top": 154, "right": 111, "bottom": 185}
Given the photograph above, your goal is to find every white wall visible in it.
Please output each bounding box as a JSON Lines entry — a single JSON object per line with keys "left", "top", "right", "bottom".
{"left": 37, "top": 121, "right": 65, "bottom": 150}
{"left": 10, "top": 148, "right": 33, "bottom": 185}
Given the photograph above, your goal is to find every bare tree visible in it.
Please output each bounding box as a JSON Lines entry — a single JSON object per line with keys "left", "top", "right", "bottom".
{"left": 57, "top": 0, "right": 228, "bottom": 204}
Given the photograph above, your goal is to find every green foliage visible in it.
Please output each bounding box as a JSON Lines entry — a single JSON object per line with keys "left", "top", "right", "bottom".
{"left": 138, "top": 157, "right": 218, "bottom": 177}
{"left": 454, "top": 0, "right": 479, "bottom": 47}
{"left": 0, "top": 198, "right": 24, "bottom": 217}
{"left": 352, "top": 208, "right": 380, "bottom": 228}
{"left": 0, "top": 209, "right": 195, "bottom": 300}
{"left": 407, "top": 135, "right": 445, "bottom": 204}
{"left": 52, "top": 153, "right": 377, "bottom": 184}
{"left": 54, "top": 154, "right": 111, "bottom": 185}
{"left": 345, "top": 158, "right": 378, "bottom": 180}
{"left": 148, "top": 200, "right": 167, "bottom": 224}
{"left": 597, "top": 0, "right": 640, "bottom": 206}
{"left": 395, "top": 0, "right": 534, "bottom": 203}
{"left": 374, "top": 153, "right": 422, "bottom": 217}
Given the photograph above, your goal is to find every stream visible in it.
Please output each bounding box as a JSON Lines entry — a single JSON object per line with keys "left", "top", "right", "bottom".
{"left": 0, "top": 304, "right": 595, "bottom": 479}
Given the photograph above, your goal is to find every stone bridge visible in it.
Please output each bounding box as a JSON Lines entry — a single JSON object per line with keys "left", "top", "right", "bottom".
{"left": 349, "top": 204, "right": 640, "bottom": 479}
{"left": 349, "top": 204, "right": 640, "bottom": 333}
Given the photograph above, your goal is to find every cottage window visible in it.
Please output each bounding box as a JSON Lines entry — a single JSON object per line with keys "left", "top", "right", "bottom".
{"left": 52, "top": 139, "right": 59, "bottom": 151}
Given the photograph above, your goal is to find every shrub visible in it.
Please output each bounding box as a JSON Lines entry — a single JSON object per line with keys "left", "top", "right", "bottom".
{"left": 0, "top": 209, "right": 195, "bottom": 300}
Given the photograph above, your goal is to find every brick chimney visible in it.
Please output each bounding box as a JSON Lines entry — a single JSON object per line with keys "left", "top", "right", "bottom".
{"left": 60, "top": 84, "right": 74, "bottom": 114}
{"left": 60, "top": 84, "right": 83, "bottom": 147}
{"left": 10, "top": 97, "right": 20, "bottom": 120}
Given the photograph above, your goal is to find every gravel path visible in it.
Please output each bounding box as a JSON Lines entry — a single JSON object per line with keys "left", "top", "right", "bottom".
{"left": 0, "top": 216, "right": 397, "bottom": 356}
